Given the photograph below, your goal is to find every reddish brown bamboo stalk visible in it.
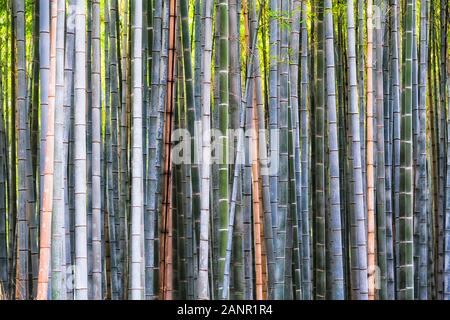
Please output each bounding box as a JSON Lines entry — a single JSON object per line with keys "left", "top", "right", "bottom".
{"left": 251, "top": 88, "right": 263, "bottom": 300}
{"left": 366, "top": 0, "right": 376, "bottom": 300}
{"left": 36, "top": 0, "right": 57, "bottom": 300}
{"left": 160, "top": 0, "right": 176, "bottom": 300}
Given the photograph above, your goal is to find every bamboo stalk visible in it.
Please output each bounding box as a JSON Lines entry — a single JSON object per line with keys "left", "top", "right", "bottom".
{"left": 366, "top": 0, "right": 376, "bottom": 300}
{"left": 36, "top": 0, "right": 57, "bottom": 300}
{"left": 74, "top": 0, "right": 88, "bottom": 300}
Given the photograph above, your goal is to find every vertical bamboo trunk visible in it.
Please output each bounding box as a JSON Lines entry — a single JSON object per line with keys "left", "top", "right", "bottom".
{"left": 390, "top": 0, "right": 401, "bottom": 299}
{"left": 74, "top": 0, "right": 88, "bottom": 300}
{"left": 0, "top": 63, "right": 7, "bottom": 296}
{"left": 268, "top": 3, "right": 279, "bottom": 293}
{"left": 104, "top": 0, "right": 120, "bottom": 299}
{"left": 313, "top": 0, "right": 326, "bottom": 300}
{"left": 29, "top": 0, "right": 41, "bottom": 297}
{"left": 273, "top": 0, "right": 289, "bottom": 300}
{"left": 130, "top": 0, "right": 144, "bottom": 300}
{"left": 446, "top": 74, "right": 450, "bottom": 299}
{"left": 39, "top": 0, "right": 50, "bottom": 234}
{"left": 323, "top": 0, "right": 344, "bottom": 300}
{"left": 217, "top": 0, "right": 230, "bottom": 300}
{"left": 107, "top": 0, "right": 122, "bottom": 298}
{"left": 8, "top": 3, "right": 17, "bottom": 295}
{"left": 289, "top": 0, "right": 302, "bottom": 300}
{"left": 438, "top": 0, "right": 448, "bottom": 297}
{"left": 91, "top": 0, "right": 102, "bottom": 300}
{"left": 51, "top": 0, "right": 66, "bottom": 300}
{"left": 160, "top": 0, "right": 176, "bottom": 300}
{"left": 147, "top": 0, "right": 163, "bottom": 300}
{"left": 418, "top": 0, "right": 429, "bottom": 300}
{"left": 366, "top": 0, "right": 376, "bottom": 300}
{"left": 198, "top": 0, "right": 213, "bottom": 300}
{"left": 14, "top": 0, "right": 29, "bottom": 300}
{"left": 383, "top": 2, "right": 395, "bottom": 301}
{"left": 299, "top": 0, "right": 312, "bottom": 300}
{"left": 347, "top": 0, "right": 369, "bottom": 300}
{"left": 64, "top": 0, "right": 76, "bottom": 300}
{"left": 375, "top": 0, "right": 387, "bottom": 300}
{"left": 229, "top": 0, "right": 245, "bottom": 300}
{"left": 398, "top": 0, "right": 415, "bottom": 300}
{"left": 357, "top": 0, "right": 366, "bottom": 219}
{"left": 36, "top": 0, "right": 57, "bottom": 300}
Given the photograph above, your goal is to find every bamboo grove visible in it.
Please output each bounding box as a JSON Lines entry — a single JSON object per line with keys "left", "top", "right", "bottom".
{"left": 0, "top": 0, "right": 448, "bottom": 301}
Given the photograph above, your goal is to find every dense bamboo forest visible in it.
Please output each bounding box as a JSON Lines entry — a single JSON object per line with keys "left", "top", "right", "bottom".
{"left": 0, "top": 0, "right": 448, "bottom": 300}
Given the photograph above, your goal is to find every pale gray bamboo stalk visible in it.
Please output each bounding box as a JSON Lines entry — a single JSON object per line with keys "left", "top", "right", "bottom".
{"left": 198, "top": 0, "right": 213, "bottom": 300}
{"left": 130, "top": 0, "right": 144, "bottom": 300}
{"left": 74, "top": 0, "right": 88, "bottom": 300}
{"left": 418, "top": 0, "right": 429, "bottom": 300}
{"left": 324, "top": 0, "right": 344, "bottom": 300}
{"left": 51, "top": 0, "right": 66, "bottom": 300}
{"left": 63, "top": 0, "right": 76, "bottom": 300}
{"left": 91, "top": 0, "right": 102, "bottom": 300}
{"left": 298, "top": 0, "right": 312, "bottom": 300}
{"left": 375, "top": 0, "right": 387, "bottom": 299}
{"left": 147, "top": 0, "right": 163, "bottom": 299}
{"left": 40, "top": 0, "right": 50, "bottom": 214}
{"left": 347, "top": 0, "right": 368, "bottom": 300}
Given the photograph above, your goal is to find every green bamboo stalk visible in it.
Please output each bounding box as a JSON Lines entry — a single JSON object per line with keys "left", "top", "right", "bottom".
{"left": 398, "top": 0, "right": 415, "bottom": 300}
{"left": 13, "top": 0, "right": 29, "bottom": 300}
{"left": 216, "top": 0, "right": 230, "bottom": 300}
{"left": 229, "top": 0, "right": 244, "bottom": 301}
{"left": 314, "top": 0, "right": 326, "bottom": 300}
{"left": 390, "top": 0, "right": 401, "bottom": 299}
